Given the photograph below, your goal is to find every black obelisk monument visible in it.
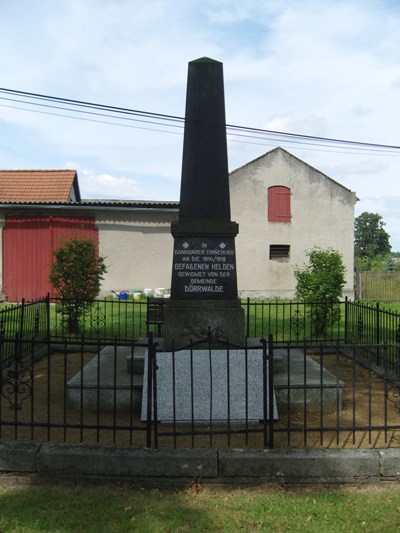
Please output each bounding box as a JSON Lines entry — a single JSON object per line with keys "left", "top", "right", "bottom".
{"left": 163, "top": 57, "right": 244, "bottom": 347}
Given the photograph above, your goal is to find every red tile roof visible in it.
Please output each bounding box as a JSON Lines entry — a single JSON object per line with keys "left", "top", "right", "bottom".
{"left": 0, "top": 170, "right": 80, "bottom": 202}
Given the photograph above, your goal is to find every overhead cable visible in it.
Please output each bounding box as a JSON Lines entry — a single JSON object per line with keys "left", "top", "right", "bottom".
{"left": 1, "top": 87, "right": 400, "bottom": 154}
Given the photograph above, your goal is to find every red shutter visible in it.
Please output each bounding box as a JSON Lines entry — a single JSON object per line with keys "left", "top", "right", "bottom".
{"left": 268, "top": 186, "right": 291, "bottom": 222}
{"left": 3, "top": 215, "right": 97, "bottom": 301}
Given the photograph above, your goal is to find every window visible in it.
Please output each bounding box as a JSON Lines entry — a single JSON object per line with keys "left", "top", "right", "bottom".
{"left": 270, "top": 244, "right": 290, "bottom": 260}
{"left": 268, "top": 186, "right": 291, "bottom": 222}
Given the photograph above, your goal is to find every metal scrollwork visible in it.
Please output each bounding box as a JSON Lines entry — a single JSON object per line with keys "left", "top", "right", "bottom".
{"left": 290, "top": 310, "right": 304, "bottom": 336}
{"left": 182, "top": 325, "right": 227, "bottom": 342}
{"left": 90, "top": 309, "right": 106, "bottom": 331}
{"left": 1, "top": 367, "right": 33, "bottom": 411}
{"left": 387, "top": 385, "right": 400, "bottom": 416}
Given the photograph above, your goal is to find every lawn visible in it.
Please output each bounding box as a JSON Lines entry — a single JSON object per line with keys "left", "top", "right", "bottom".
{"left": 0, "top": 484, "right": 399, "bottom": 532}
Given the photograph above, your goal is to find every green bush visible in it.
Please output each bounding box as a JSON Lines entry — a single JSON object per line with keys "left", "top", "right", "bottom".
{"left": 294, "top": 247, "right": 346, "bottom": 336}
{"left": 49, "top": 236, "right": 107, "bottom": 333}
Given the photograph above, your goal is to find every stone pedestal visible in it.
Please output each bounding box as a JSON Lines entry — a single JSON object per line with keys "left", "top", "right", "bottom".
{"left": 164, "top": 299, "right": 244, "bottom": 349}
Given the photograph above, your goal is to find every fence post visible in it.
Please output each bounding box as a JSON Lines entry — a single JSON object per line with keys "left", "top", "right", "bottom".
{"left": 19, "top": 298, "right": 26, "bottom": 340}
{"left": 344, "top": 297, "right": 348, "bottom": 344}
{"left": 263, "top": 333, "right": 274, "bottom": 450}
{"left": 376, "top": 302, "right": 381, "bottom": 365}
{"left": 152, "top": 336, "right": 159, "bottom": 450}
{"left": 46, "top": 293, "right": 51, "bottom": 340}
{"left": 146, "top": 334, "right": 154, "bottom": 449}
{"left": 246, "top": 297, "right": 250, "bottom": 337}
{"left": 376, "top": 302, "right": 380, "bottom": 344}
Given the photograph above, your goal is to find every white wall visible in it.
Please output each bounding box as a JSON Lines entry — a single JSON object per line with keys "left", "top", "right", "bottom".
{"left": 229, "top": 148, "right": 357, "bottom": 299}
{"left": 96, "top": 209, "right": 177, "bottom": 295}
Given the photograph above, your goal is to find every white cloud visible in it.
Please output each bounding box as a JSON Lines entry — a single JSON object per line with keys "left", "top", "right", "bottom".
{"left": 1, "top": 0, "right": 400, "bottom": 245}
{"left": 64, "top": 162, "right": 145, "bottom": 200}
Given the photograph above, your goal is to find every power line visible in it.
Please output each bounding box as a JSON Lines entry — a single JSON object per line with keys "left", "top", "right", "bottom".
{"left": 1, "top": 86, "right": 400, "bottom": 154}
{"left": 0, "top": 95, "right": 184, "bottom": 131}
{"left": 0, "top": 103, "right": 184, "bottom": 135}
{"left": 4, "top": 99, "right": 398, "bottom": 157}
{"left": 0, "top": 87, "right": 183, "bottom": 123}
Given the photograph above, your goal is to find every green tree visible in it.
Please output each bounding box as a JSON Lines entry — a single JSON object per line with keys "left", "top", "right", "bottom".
{"left": 294, "top": 247, "right": 346, "bottom": 336}
{"left": 49, "top": 236, "right": 107, "bottom": 333}
{"left": 354, "top": 212, "right": 391, "bottom": 262}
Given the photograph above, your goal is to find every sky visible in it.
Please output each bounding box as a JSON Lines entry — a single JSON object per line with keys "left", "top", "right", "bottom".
{"left": 1, "top": 0, "right": 400, "bottom": 248}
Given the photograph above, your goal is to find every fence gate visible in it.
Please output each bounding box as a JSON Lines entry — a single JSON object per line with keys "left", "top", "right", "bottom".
{"left": 143, "top": 335, "right": 275, "bottom": 449}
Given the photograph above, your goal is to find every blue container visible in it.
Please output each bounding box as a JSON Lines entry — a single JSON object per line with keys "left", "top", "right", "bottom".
{"left": 118, "top": 291, "right": 129, "bottom": 300}
{"left": 112, "top": 290, "right": 130, "bottom": 300}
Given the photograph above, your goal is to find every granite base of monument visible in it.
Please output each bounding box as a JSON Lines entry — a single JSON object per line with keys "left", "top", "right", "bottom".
{"left": 163, "top": 299, "right": 245, "bottom": 350}
{"left": 273, "top": 349, "right": 344, "bottom": 414}
{"left": 141, "top": 348, "right": 278, "bottom": 423}
{"left": 67, "top": 346, "right": 143, "bottom": 413}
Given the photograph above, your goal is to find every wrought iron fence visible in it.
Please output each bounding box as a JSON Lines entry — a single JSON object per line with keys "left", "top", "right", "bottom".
{"left": 50, "top": 297, "right": 348, "bottom": 345}
{"left": 244, "top": 299, "right": 346, "bottom": 345}
{"left": 49, "top": 296, "right": 149, "bottom": 341}
{"left": 2, "top": 295, "right": 400, "bottom": 380}
{"left": 1, "top": 334, "right": 400, "bottom": 450}
{"left": 0, "top": 297, "right": 49, "bottom": 368}
{"left": 345, "top": 300, "right": 400, "bottom": 376}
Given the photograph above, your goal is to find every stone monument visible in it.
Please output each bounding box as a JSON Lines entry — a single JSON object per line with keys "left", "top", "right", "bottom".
{"left": 163, "top": 57, "right": 244, "bottom": 348}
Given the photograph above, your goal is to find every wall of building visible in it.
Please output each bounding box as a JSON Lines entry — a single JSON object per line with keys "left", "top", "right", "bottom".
{"left": 96, "top": 209, "right": 177, "bottom": 296}
{"left": 229, "top": 148, "right": 357, "bottom": 299}
{"left": 0, "top": 148, "right": 357, "bottom": 301}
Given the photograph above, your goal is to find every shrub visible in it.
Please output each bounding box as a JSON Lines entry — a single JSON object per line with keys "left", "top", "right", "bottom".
{"left": 294, "top": 247, "right": 346, "bottom": 335}
{"left": 49, "top": 236, "right": 107, "bottom": 333}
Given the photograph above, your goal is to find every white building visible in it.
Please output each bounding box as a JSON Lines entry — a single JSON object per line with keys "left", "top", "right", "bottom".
{"left": 230, "top": 147, "right": 357, "bottom": 299}
{"left": 0, "top": 148, "right": 356, "bottom": 301}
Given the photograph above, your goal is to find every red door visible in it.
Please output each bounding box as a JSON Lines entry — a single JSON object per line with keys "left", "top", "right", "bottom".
{"left": 3, "top": 215, "right": 98, "bottom": 301}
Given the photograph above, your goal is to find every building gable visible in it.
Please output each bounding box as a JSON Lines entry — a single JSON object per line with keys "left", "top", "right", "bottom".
{"left": 0, "top": 170, "right": 81, "bottom": 203}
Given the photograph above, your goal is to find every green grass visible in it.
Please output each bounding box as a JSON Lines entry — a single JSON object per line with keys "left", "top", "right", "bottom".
{"left": 0, "top": 484, "right": 399, "bottom": 532}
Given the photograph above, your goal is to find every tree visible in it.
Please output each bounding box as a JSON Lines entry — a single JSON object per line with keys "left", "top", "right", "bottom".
{"left": 49, "top": 236, "right": 107, "bottom": 333}
{"left": 294, "top": 247, "right": 346, "bottom": 336}
{"left": 354, "top": 212, "right": 391, "bottom": 261}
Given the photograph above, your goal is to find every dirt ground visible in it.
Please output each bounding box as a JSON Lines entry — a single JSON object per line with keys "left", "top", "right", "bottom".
{"left": 1, "top": 351, "right": 400, "bottom": 449}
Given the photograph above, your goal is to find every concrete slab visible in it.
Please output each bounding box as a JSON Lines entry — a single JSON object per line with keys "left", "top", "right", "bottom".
{"left": 379, "top": 449, "right": 400, "bottom": 478}
{"left": 67, "top": 346, "right": 142, "bottom": 413}
{"left": 141, "top": 348, "right": 278, "bottom": 422}
{"left": 219, "top": 448, "right": 380, "bottom": 481}
{"left": 273, "top": 349, "right": 344, "bottom": 413}
{"left": 38, "top": 444, "right": 218, "bottom": 478}
{"left": 0, "top": 442, "right": 40, "bottom": 472}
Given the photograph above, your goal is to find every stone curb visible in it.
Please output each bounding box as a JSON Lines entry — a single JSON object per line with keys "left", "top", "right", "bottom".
{"left": 1, "top": 442, "right": 400, "bottom": 484}
{"left": 218, "top": 448, "right": 381, "bottom": 483}
{"left": 0, "top": 442, "right": 41, "bottom": 472}
{"left": 378, "top": 449, "right": 400, "bottom": 478}
{"left": 38, "top": 444, "right": 218, "bottom": 478}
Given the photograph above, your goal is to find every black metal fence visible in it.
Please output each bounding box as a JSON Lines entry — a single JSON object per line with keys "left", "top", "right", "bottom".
{"left": 1, "top": 296, "right": 400, "bottom": 449}
{"left": 48, "top": 297, "right": 349, "bottom": 344}
{"left": 1, "top": 334, "right": 400, "bottom": 450}
{"left": 3, "top": 296, "right": 400, "bottom": 377}
{"left": 0, "top": 297, "right": 49, "bottom": 368}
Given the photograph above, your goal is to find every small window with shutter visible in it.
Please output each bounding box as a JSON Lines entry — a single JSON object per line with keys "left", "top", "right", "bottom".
{"left": 269, "top": 244, "right": 290, "bottom": 260}
{"left": 268, "top": 186, "right": 291, "bottom": 222}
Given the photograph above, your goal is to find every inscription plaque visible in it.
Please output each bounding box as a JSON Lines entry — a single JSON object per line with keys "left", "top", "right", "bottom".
{"left": 171, "top": 236, "right": 238, "bottom": 299}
